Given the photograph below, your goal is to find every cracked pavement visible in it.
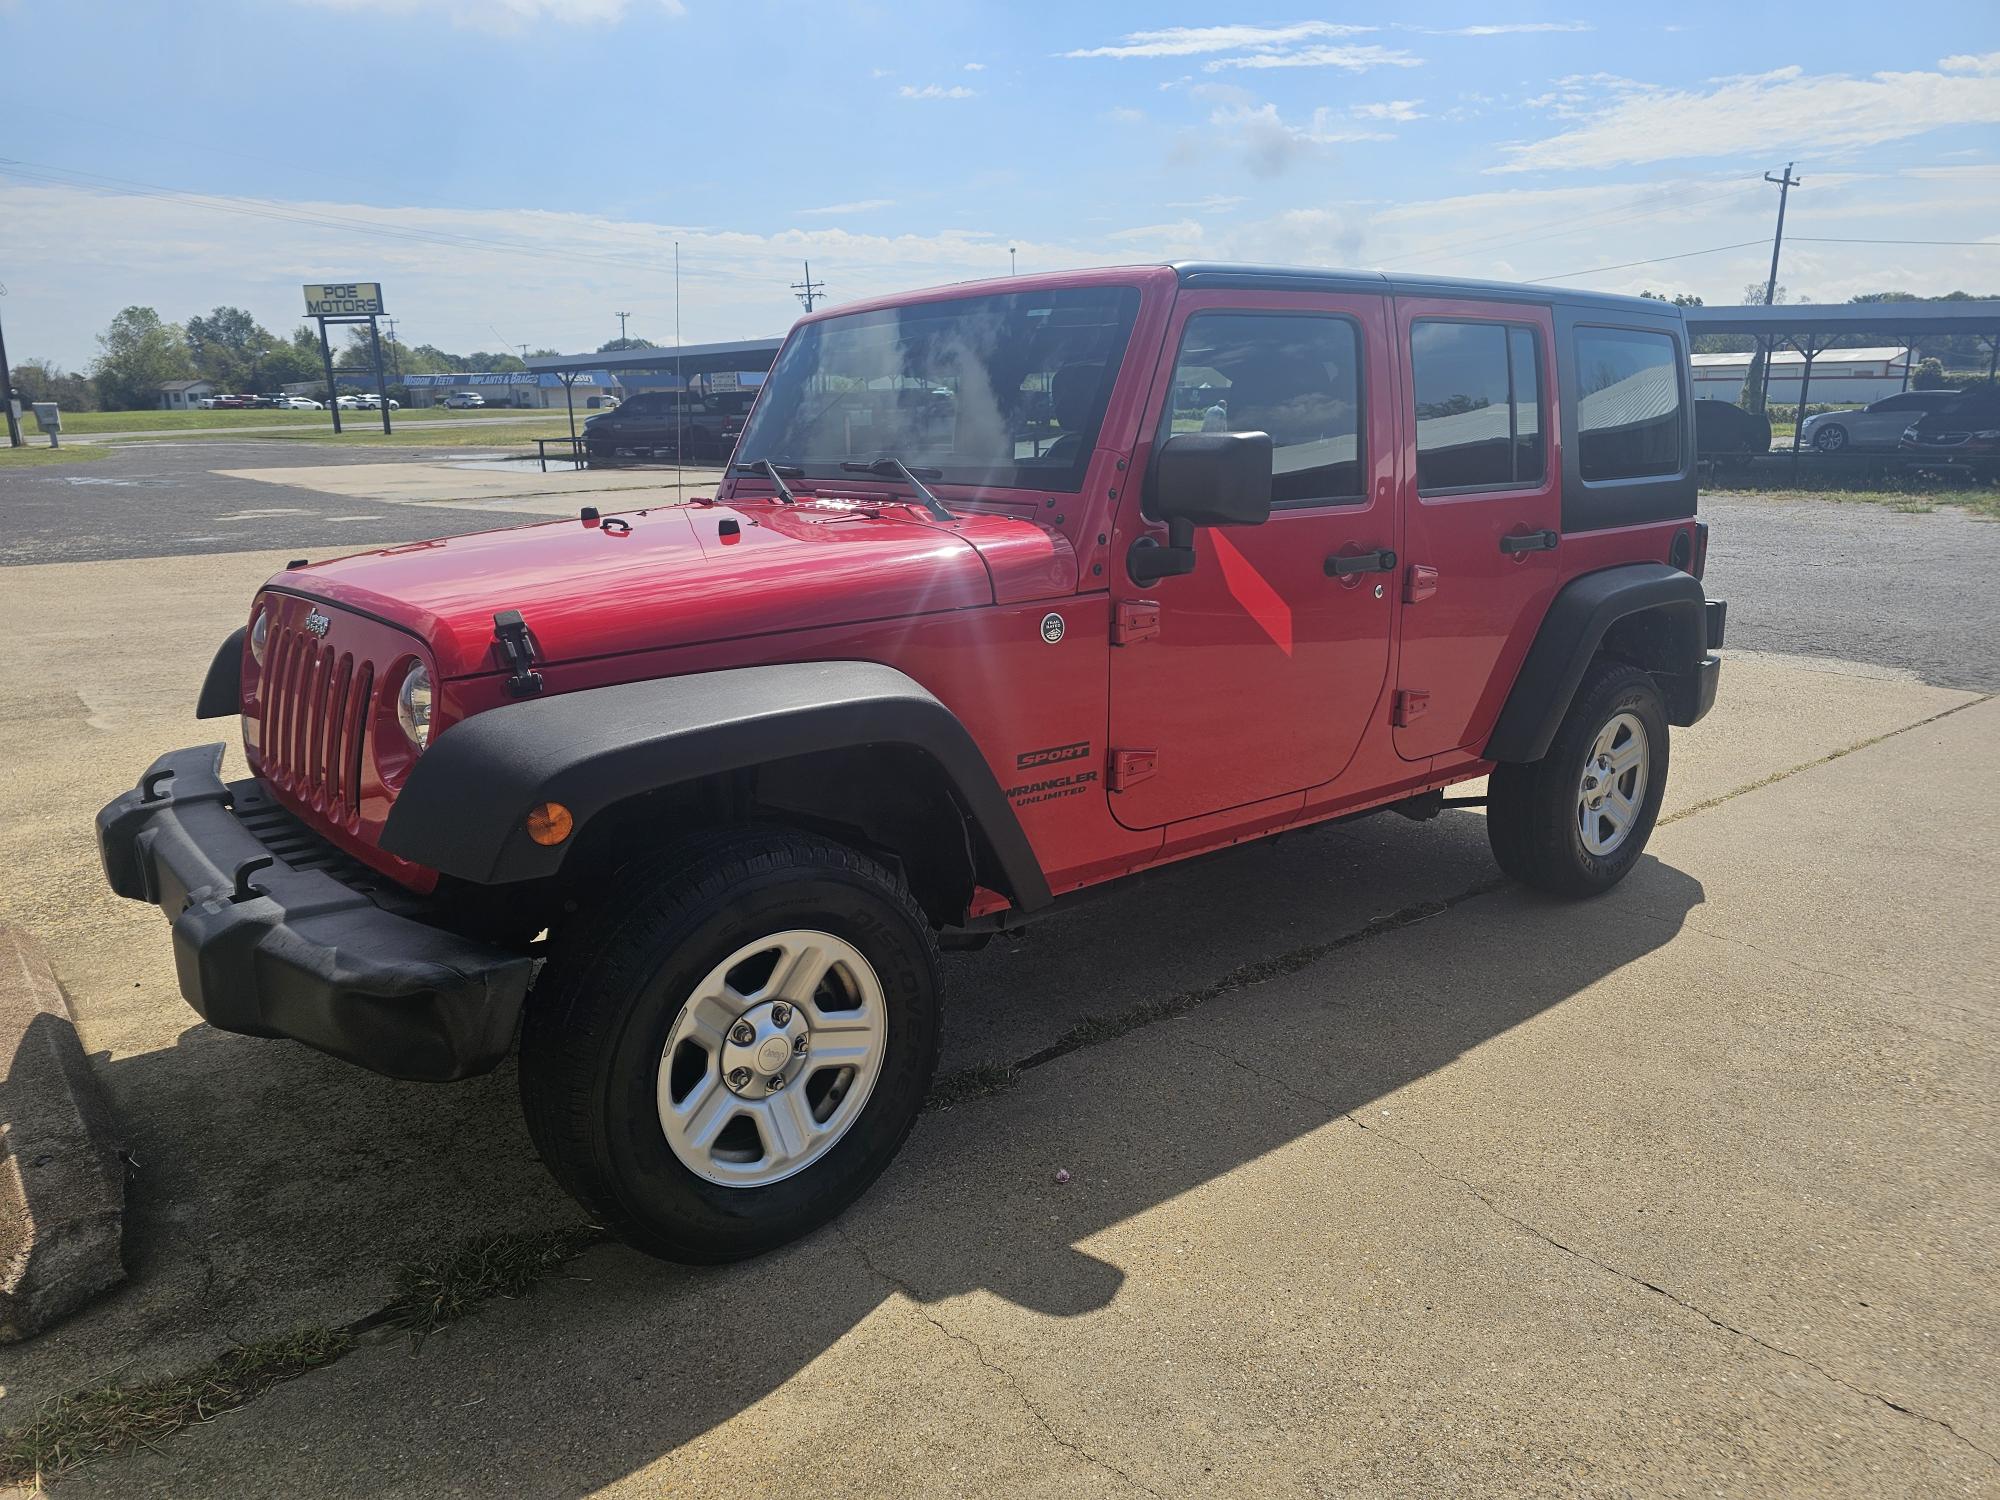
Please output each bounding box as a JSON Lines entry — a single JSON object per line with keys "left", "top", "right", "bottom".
{"left": 1, "top": 488, "right": 1995, "bottom": 1497}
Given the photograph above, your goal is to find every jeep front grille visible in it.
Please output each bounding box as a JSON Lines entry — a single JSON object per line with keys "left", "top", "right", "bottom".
{"left": 260, "top": 617, "right": 376, "bottom": 825}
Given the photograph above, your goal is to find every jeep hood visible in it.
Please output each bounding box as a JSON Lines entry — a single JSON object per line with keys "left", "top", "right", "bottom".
{"left": 272, "top": 499, "right": 1074, "bottom": 678}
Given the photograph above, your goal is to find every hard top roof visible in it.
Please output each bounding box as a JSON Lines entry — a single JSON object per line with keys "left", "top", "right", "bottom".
{"left": 1169, "top": 262, "right": 1676, "bottom": 316}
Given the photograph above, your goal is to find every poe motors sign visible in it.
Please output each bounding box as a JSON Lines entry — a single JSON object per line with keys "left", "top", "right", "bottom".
{"left": 304, "top": 282, "right": 385, "bottom": 317}
{"left": 304, "top": 283, "right": 391, "bottom": 433}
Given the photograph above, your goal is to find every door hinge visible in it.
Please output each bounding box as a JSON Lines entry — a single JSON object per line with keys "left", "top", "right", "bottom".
{"left": 1392, "top": 689, "right": 1430, "bottom": 727}
{"left": 1107, "top": 747, "right": 1158, "bottom": 791}
{"left": 1404, "top": 563, "right": 1439, "bottom": 604}
{"left": 1112, "top": 599, "right": 1160, "bottom": 645}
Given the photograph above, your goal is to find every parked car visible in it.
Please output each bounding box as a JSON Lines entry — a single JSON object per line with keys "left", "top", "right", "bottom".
{"left": 583, "top": 389, "right": 755, "bottom": 463}
{"left": 353, "top": 393, "right": 400, "bottom": 411}
{"left": 1692, "top": 399, "right": 1771, "bottom": 461}
{"left": 274, "top": 395, "right": 325, "bottom": 410}
{"left": 334, "top": 395, "right": 363, "bottom": 410}
{"left": 1897, "top": 384, "right": 2000, "bottom": 464}
{"left": 209, "top": 393, "right": 255, "bottom": 410}
{"left": 443, "top": 392, "right": 486, "bottom": 409}
{"left": 250, "top": 394, "right": 286, "bottom": 409}
{"left": 98, "top": 263, "right": 1723, "bottom": 1265}
{"left": 1799, "top": 390, "right": 1962, "bottom": 452}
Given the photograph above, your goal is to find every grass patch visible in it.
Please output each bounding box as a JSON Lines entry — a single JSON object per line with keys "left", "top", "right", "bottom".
{"left": 1704, "top": 467, "right": 2000, "bottom": 520}
{"left": 58, "top": 407, "right": 539, "bottom": 435}
{"left": 0, "top": 1326, "right": 354, "bottom": 1489}
{"left": 373, "top": 1225, "right": 603, "bottom": 1343}
{"left": 0, "top": 1221, "right": 600, "bottom": 1488}
{"left": 0, "top": 442, "right": 109, "bottom": 468}
{"left": 116, "top": 417, "right": 590, "bottom": 449}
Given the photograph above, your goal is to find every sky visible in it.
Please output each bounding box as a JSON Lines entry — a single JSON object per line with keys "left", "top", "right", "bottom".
{"left": 1, "top": 0, "right": 1997, "bottom": 370}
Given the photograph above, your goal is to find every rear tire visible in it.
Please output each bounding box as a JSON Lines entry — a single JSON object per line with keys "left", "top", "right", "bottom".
{"left": 1487, "top": 659, "right": 1669, "bottom": 898}
{"left": 519, "top": 829, "right": 942, "bottom": 1263}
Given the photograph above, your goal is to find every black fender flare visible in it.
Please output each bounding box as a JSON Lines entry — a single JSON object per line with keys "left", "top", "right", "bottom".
{"left": 379, "top": 660, "right": 1053, "bottom": 909}
{"left": 1484, "top": 563, "right": 1707, "bottom": 764}
{"left": 196, "top": 627, "right": 247, "bottom": 719}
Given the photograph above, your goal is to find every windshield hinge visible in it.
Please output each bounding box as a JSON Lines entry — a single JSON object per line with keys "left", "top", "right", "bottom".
{"left": 493, "top": 610, "right": 544, "bottom": 697}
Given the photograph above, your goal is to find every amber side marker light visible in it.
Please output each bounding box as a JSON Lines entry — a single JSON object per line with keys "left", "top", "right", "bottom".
{"left": 526, "top": 802, "right": 574, "bottom": 846}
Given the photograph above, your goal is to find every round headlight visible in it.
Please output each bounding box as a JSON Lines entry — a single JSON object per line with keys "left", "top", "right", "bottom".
{"left": 249, "top": 608, "right": 269, "bottom": 666}
{"left": 396, "top": 662, "right": 433, "bottom": 751}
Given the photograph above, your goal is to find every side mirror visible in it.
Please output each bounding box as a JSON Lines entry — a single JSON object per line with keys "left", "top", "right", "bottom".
{"left": 1130, "top": 431, "right": 1273, "bottom": 584}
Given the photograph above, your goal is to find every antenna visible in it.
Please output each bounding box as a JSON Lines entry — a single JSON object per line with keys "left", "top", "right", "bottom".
{"left": 675, "top": 241, "right": 683, "bottom": 502}
{"left": 792, "top": 259, "right": 825, "bottom": 313}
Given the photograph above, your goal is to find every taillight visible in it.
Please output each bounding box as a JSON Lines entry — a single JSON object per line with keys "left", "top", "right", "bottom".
{"left": 1692, "top": 521, "right": 1710, "bottom": 580}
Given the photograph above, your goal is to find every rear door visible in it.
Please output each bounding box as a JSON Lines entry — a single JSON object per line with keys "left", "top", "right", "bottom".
{"left": 1106, "top": 289, "right": 1397, "bottom": 828}
{"left": 1392, "top": 300, "right": 1561, "bottom": 761}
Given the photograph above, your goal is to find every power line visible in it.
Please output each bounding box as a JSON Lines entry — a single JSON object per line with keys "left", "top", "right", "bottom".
{"left": 1790, "top": 236, "right": 2000, "bottom": 247}
{"left": 1522, "top": 240, "right": 1770, "bottom": 285}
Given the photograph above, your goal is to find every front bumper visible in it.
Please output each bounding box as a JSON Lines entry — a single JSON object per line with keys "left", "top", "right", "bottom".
{"left": 96, "top": 746, "right": 534, "bottom": 1082}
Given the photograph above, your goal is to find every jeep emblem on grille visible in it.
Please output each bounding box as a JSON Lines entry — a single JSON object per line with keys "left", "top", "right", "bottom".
{"left": 303, "top": 610, "right": 331, "bottom": 639}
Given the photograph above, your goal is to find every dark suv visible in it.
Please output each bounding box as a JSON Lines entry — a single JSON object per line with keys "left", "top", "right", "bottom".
{"left": 99, "top": 263, "right": 1723, "bottom": 1264}
{"left": 583, "top": 390, "right": 755, "bottom": 464}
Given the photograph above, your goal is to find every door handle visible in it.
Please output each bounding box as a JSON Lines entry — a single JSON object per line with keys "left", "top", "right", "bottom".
{"left": 1325, "top": 547, "right": 1398, "bottom": 578}
{"left": 1499, "top": 529, "right": 1559, "bottom": 555}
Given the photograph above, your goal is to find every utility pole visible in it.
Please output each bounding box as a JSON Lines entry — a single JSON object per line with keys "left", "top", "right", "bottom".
{"left": 1748, "top": 163, "right": 1801, "bottom": 416}
{"left": 615, "top": 310, "right": 631, "bottom": 343}
{"left": 1009, "top": 247, "right": 1017, "bottom": 276}
{"left": 0, "top": 282, "right": 23, "bottom": 448}
{"left": 383, "top": 318, "right": 402, "bottom": 383}
{"left": 792, "top": 260, "right": 825, "bottom": 314}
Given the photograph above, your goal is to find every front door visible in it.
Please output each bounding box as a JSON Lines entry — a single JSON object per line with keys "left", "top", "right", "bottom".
{"left": 1106, "top": 291, "right": 1398, "bottom": 830}
{"left": 1392, "top": 300, "right": 1562, "bottom": 761}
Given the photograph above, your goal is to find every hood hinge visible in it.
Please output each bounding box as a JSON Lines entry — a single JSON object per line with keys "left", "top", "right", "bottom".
{"left": 494, "top": 610, "right": 545, "bottom": 697}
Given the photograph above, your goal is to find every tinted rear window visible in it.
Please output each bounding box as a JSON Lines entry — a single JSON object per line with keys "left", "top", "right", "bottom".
{"left": 1575, "top": 327, "right": 1682, "bottom": 481}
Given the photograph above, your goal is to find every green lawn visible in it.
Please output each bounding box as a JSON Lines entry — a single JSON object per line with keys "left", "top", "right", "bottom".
{"left": 122, "top": 415, "right": 592, "bottom": 449}
{"left": 0, "top": 441, "right": 110, "bottom": 468}
{"left": 56, "top": 406, "right": 542, "bottom": 435}
{"left": 1706, "top": 470, "right": 1999, "bottom": 520}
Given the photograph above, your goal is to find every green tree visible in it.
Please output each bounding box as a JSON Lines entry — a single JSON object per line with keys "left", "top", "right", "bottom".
{"left": 92, "top": 306, "right": 194, "bottom": 410}
{"left": 184, "top": 305, "right": 280, "bottom": 390}
{"left": 598, "top": 336, "right": 658, "bottom": 352}
{"left": 9, "top": 357, "right": 99, "bottom": 411}
{"left": 1913, "top": 357, "right": 1948, "bottom": 389}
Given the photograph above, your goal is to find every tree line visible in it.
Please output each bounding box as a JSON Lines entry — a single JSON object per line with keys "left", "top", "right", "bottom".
{"left": 10, "top": 304, "right": 572, "bottom": 412}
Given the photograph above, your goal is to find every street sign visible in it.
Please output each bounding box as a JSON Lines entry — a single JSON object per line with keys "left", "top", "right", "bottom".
{"left": 304, "top": 282, "right": 385, "bottom": 317}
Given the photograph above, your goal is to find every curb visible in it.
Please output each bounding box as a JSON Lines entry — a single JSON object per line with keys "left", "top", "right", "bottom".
{"left": 0, "top": 924, "right": 127, "bottom": 1342}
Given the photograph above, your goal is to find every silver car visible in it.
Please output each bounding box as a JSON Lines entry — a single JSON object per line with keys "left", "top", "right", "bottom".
{"left": 1800, "top": 390, "right": 1962, "bottom": 452}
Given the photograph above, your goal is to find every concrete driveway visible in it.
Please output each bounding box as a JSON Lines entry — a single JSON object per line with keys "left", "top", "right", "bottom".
{"left": 1, "top": 494, "right": 1995, "bottom": 1496}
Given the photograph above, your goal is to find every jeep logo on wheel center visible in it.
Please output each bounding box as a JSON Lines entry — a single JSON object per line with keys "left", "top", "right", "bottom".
{"left": 96, "top": 260, "right": 1723, "bottom": 1266}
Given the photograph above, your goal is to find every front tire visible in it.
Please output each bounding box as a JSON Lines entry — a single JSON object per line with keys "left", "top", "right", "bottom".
{"left": 1813, "top": 424, "right": 1848, "bottom": 452}
{"left": 519, "top": 830, "right": 943, "bottom": 1262}
{"left": 1487, "top": 659, "right": 1669, "bottom": 897}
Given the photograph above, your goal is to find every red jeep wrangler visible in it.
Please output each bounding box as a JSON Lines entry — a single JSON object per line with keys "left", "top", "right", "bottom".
{"left": 99, "top": 264, "right": 1723, "bottom": 1262}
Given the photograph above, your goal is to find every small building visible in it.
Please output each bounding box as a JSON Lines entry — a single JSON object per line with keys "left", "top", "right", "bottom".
{"left": 158, "top": 378, "right": 218, "bottom": 411}
{"left": 398, "top": 371, "right": 623, "bottom": 409}
{"left": 1690, "top": 347, "right": 1911, "bottom": 406}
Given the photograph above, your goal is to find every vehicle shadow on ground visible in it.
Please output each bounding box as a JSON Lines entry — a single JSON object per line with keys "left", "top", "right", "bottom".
{"left": 52, "top": 814, "right": 1705, "bottom": 1494}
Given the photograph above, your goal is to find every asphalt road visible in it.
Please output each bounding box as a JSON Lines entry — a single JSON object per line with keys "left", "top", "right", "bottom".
{"left": 4, "top": 440, "right": 1995, "bottom": 690}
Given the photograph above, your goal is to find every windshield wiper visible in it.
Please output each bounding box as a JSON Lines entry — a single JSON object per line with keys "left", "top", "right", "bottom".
{"left": 840, "top": 457, "right": 955, "bottom": 522}
{"left": 730, "top": 458, "right": 802, "bottom": 503}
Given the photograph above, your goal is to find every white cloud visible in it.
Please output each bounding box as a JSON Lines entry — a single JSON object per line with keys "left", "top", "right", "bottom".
{"left": 1166, "top": 194, "right": 1247, "bottom": 211}
{"left": 1064, "top": 22, "right": 1374, "bottom": 60}
{"left": 962, "top": 62, "right": 986, "bottom": 72}
{"left": 289, "top": 0, "right": 684, "bottom": 32}
{"left": 1500, "top": 62, "right": 2000, "bottom": 171}
{"left": 899, "top": 84, "right": 977, "bottom": 100}
{"left": 1405, "top": 21, "right": 1590, "bottom": 35}
{"left": 1207, "top": 44, "right": 1422, "bottom": 73}
{"left": 1106, "top": 106, "right": 1147, "bottom": 124}
{"left": 1353, "top": 99, "right": 1426, "bottom": 121}
{"left": 1941, "top": 51, "right": 2000, "bottom": 75}
{"left": 1107, "top": 219, "right": 1206, "bottom": 247}
{"left": 796, "top": 199, "right": 893, "bottom": 216}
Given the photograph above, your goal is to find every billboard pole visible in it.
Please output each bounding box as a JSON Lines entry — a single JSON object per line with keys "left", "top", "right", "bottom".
{"left": 317, "top": 318, "right": 343, "bottom": 434}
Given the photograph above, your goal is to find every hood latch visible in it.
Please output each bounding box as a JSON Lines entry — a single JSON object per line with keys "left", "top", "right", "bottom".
{"left": 493, "top": 610, "right": 544, "bottom": 697}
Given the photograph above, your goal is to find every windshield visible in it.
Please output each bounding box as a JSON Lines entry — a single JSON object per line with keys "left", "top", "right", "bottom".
{"left": 736, "top": 285, "right": 1141, "bottom": 493}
